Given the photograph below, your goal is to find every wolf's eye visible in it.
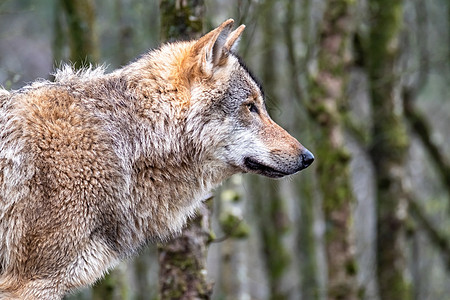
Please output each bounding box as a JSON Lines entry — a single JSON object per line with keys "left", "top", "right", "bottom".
{"left": 247, "top": 103, "right": 258, "bottom": 113}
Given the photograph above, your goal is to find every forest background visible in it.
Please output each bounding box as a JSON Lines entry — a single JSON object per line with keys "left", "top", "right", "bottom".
{"left": 0, "top": 0, "right": 449, "bottom": 299}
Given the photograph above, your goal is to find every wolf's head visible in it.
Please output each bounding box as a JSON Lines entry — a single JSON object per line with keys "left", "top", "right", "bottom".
{"left": 170, "top": 19, "right": 314, "bottom": 179}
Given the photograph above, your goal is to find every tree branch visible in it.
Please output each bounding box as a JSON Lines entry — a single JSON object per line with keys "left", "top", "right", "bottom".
{"left": 403, "top": 89, "right": 450, "bottom": 194}
{"left": 408, "top": 195, "right": 450, "bottom": 271}
{"left": 401, "top": 0, "right": 450, "bottom": 213}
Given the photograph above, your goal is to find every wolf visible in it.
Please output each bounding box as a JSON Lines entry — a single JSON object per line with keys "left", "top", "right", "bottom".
{"left": 0, "top": 19, "right": 314, "bottom": 299}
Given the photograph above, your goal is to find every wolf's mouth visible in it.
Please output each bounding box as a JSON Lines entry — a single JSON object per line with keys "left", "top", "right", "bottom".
{"left": 243, "top": 157, "right": 289, "bottom": 179}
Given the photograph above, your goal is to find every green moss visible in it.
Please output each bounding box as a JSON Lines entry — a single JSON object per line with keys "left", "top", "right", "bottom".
{"left": 162, "top": 280, "right": 186, "bottom": 298}
{"left": 92, "top": 270, "right": 129, "bottom": 300}
{"left": 219, "top": 212, "right": 250, "bottom": 239}
{"left": 4, "top": 80, "right": 12, "bottom": 90}
{"left": 220, "top": 189, "right": 241, "bottom": 202}
{"left": 316, "top": 141, "right": 353, "bottom": 214}
{"left": 168, "top": 253, "right": 196, "bottom": 270}
{"left": 346, "top": 259, "right": 358, "bottom": 276}
{"left": 207, "top": 229, "right": 216, "bottom": 243}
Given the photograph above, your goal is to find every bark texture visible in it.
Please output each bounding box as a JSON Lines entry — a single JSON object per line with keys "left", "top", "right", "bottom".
{"left": 366, "top": 0, "right": 411, "bottom": 299}
{"left": 158, "top": 204, "right": 213, "bottom": 299}
{"left": 309, "top": 1, "right": 359, "bottom": 299}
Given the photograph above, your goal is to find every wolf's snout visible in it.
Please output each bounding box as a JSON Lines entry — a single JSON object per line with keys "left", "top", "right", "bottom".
{"left": 300, "top": 149, "right": 314, "bottom": 170}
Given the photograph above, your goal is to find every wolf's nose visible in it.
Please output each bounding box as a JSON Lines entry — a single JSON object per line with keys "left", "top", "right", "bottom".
{"left": 301, "top": 149, "right": 314, "bottom": 169}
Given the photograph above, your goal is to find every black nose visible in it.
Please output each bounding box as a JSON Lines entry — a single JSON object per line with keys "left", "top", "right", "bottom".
{"left": 301, "top": 149, "right": 314, "bottom": 169}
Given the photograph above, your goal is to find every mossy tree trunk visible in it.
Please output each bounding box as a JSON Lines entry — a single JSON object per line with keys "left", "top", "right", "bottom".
{"left": 157, "top": 2, "right": 212, "bottom": 299}
{"left": 216, "top": 175, "right": 250, "bottom": 299}
{"left": 157, "top": 203, "right": 213, "bottom": 299}
{"left": 296, "top": 180, "right": 321, "bottom": 299}
{"left": 252, "top": 179, "right": 291, "bottom": 299}
{"left": 53, "top": 1, "right": 65, "bottom": 66}
{"left": 159, "top": 0, "right": 204, "bottom": 42}
{"left": 308, "top": 0, "right": 359, "bottom": 299}
{"left": 366, "top": 0, "right": 411, "bottom": 299}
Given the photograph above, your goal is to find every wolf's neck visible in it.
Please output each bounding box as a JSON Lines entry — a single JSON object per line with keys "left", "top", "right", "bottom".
{"left": 128, "top": 134, "right": 220, "bottom": 241}
{"left": 99, "top": 68, "right": 225, "bottom": 241}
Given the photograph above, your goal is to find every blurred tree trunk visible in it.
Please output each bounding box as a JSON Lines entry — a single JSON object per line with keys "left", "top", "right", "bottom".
{"left": 250, "top": 1, "right": 291, "bottom": 299}
{"left": 308, "top": 0, "right": 359, "bottom": 299}
{"left": 408, "top": 196, "right": 450, "bottom": 271}
{"left": 92, "top": 267, "right": 129, "bottom": 300}
{"left": 157, "top": 2, "right": 212, "bottom": 299}
{"left": 216, "top": 175, "right": 250, "bottom": 299}
{"left": 402, "top": 0, "right": 450, "bottom": 209}
{"left": 283, "top": 0, "right": 321, "bottom": 298}
{"left": 115, "top": 0, "right": 134, "bottom": 66}
{"left": 60, "top": 0, "right": 99, "bottom": 67}
{"left": 53, "top": 1, "right": 65, "bottom": 65}
{"left": 365, "top": 0, "right": 411, "bottom": 299}
{"left": 157, "top": 203, "right": 213, "bottom": 299}
{"left": 159, "top": 0, "right": 204, "bottom": 42}
{"left": 252, "top": 179, "right": 291, "bottom": 299}
{"left": 296, "top": 178, "right": 321, "bottom": 299}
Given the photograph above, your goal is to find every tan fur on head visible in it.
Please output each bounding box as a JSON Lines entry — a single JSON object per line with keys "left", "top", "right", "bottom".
{"left": 0, "top": 19, "right": 313, "bottom": 299}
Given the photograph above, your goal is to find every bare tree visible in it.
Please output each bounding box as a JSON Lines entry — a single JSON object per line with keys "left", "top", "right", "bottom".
{"left": 365, "top": 0, "right": 411, "bottom": 298}
{"left": 307, "top": 0, "right": 360, "bottom": 299}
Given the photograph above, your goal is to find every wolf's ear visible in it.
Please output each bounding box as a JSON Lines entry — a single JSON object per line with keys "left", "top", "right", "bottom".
{"left": 224, "top": 25, "right": 245, "bottom": 53}
{"left": 194, "top": 19, "right": 245, "bottom": 74}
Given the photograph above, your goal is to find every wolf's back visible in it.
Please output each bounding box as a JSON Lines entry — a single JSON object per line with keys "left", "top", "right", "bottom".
{"left": 0, "top": 88, "right": 18, "bottom": 280}
{"left": 0, "top": 88, "right": 9, "bottom": 96}
{"left": 0, "top": 88, "right": 9, "bottom": 107}
{"left": 0, "top": 88, "right": 4, "bottom": 276}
